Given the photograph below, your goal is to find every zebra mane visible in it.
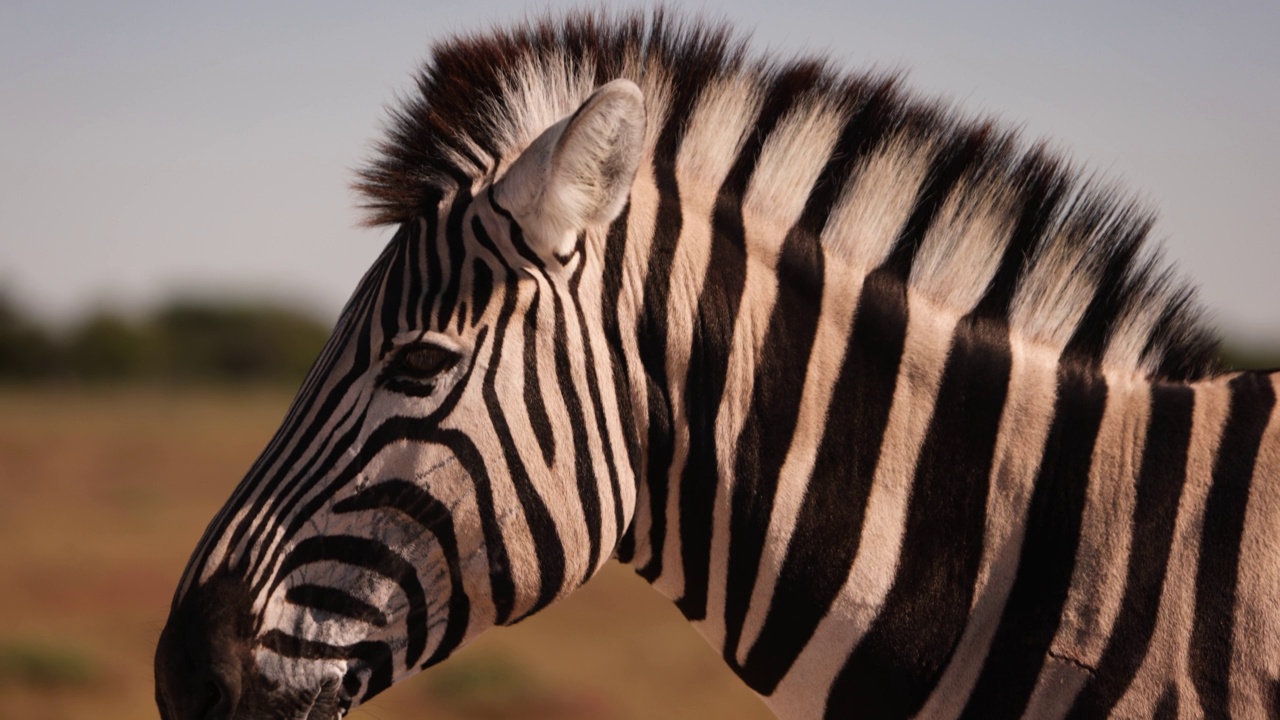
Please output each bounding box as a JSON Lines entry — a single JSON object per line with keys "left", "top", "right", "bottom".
{"left": 356, "top": 10, "right": 1221, "bottom": 382}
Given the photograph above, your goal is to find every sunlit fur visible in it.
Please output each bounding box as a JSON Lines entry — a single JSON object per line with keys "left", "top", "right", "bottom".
{"left": 159, "top": 10, "right": 1280, "bottom": 720}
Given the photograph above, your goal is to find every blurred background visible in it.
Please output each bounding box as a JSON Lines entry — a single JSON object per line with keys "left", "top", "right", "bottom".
{"left": 0, "top": 1, "right": 1276, "bottom": 719}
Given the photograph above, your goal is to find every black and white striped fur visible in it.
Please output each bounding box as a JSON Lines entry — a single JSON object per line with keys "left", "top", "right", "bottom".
{"left": 156, "top": 12, "right": 1280, "bottom": 720}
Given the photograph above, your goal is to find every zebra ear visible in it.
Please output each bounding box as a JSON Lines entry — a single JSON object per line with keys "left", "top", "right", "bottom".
{"left": 494, "top": 79, "right": 646, "bottom": 258}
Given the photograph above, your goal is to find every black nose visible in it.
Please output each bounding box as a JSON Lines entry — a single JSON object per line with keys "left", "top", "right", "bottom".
{"left": 155, "top": 636, "right": 242, "bottom": 720}
{"left": 196, "top": 670, "right": 239, "bottom": 720}
{"left": 155, "top": 575, "right": 252, "bottom": 720}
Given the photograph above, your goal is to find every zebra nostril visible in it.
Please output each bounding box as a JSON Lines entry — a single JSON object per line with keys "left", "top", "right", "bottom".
{"left": 201, "top": 670, "right": 244, "bottom": 720}
{"left": 154, "top": 618, "right": 244, "bottom": 720}
{"left": 177, "top": 657, "right": 240, "bottom": 720}
{"left": 198, "top": 677, "right": 230, "bottom": 720}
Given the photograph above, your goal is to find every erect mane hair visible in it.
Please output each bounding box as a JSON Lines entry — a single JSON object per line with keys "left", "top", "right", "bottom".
{"left": 356, "top": 9, "right": 1222, "bottom": 383}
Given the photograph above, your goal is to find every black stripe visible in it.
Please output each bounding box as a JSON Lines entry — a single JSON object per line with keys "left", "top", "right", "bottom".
{"left": 1067, "top": 382, "right": 1195, "bottom": 717}
{"left": 406, "top": 216, "right": 424, "bottom": 328}
{"left": 600, "top": 204, "right": 643, "bottom": 562}
{"left": 285, "top": 584, "right": 388, "bottom": 627}
{"left": 491, "top": 197, "right": 548, "bottom": 272}
{"left": 455, "top": 300, "right": 468, "bottom": 334}
{"left": 521, "top": 282, "right": 557, "bottom": 468}
{"left": 718, "top": 67, "right": 872, "bottom": 631}
{"left": 720, "top": 224, "right": 825, "bottom": 655}
{"left": 970, "top": 150, "right": 1067, "bottom": 322}
{"left": 272, "top": 534, "right": 428, "bottom": 667}
{"left": 959, "top": 363, "right": 1107, "bottom": 720}
{"left": 627, "top": 37, "right": 742, "bottom": 579}
{"left": 678, "top": 64, "right": 821, "bottom": 622}
{"left": 379, "top": 232, "right": 410, "bottom": 355}
{"left": 567, "top": 238, "right": 626, "bottom": 560}
{"left": 1061, "top": 214, "right": 1146, "bottom": 367}
{"left": 333, "top": 479, "right": 472, "bottom": 667}
{"left": 434, "top": 189, "right": 471, "bottom": 328}
{"left": 470, "top": 203, "right": 511, "bottom": 269}
{"left": 471, "top": 258, "right": 493, "bottom": 326}
{"left": 1153, "top": 685, "right": 1178, "bottom": 720}
{"left": 422, "top": 207, "right": 443, "bottom": 328}
{"left": 1190, "top": 372, "right": 1277, "bottom": 716}
{"left": 423, "top": 426, "right": 516, "bottom": 626}
{"left": 878, "top": 120, "right": 993, "bottom": 279}
{"left": 740, "top": 267, "right": 906, "bottom": 692}
{"left": 825, "top": 315, "right": 1012, "bottom": 717}
{"left": 401, "top": 225, "right": 418, "bottom": 335}
{"left": 259, "top": 630, "right": 394, "bottom": 702}
{"left": 1271, "top": 677, "right": 1280, "bottom": 720}
{"left": 632, "top": 91, "right": 691, "bottom": 581}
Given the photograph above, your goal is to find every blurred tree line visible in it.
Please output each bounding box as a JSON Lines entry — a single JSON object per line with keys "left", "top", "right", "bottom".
{"left": 0, "top": 290, "right": 331, "bottom": 386}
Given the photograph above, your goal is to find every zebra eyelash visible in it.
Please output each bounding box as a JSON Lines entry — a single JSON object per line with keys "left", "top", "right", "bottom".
{"left": 376, "top": 342, "right": 463, "bottom": 397}
{"left": 377, "top": 375, "right": 438, "bottom": 398}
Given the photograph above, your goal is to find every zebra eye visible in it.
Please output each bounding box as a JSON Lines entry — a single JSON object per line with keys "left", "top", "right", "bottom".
{"left": 394, "top": 343, "right": 460, "bottom": 380}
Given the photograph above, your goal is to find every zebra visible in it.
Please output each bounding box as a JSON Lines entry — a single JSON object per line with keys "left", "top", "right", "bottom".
{"left": 154, "top": 11, "right": 1280, "bottom": 720}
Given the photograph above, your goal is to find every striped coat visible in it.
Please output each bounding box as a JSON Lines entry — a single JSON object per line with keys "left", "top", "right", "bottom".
{"left": 155, "top": 12, "right": 1280, "bottom": 720}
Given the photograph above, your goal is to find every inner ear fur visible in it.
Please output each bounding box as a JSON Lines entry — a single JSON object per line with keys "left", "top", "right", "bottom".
{"left": 494, "top": 79, "right": 646, "bottom": 259}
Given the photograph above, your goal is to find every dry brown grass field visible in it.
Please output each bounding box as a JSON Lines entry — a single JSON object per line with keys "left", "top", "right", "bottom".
{"left": 0, "top": 389, "right": 770, "bottom": 720}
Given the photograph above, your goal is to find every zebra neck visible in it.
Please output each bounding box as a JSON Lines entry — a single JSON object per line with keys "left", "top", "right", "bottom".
{"left": 616, "top": 168, "right": 831, "bottom": 592}
{"left": 620, "top": 235, "right": 1280, "bottom": 713}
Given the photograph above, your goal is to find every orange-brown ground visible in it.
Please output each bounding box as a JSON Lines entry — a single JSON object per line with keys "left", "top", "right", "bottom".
{"left": 0, "top": 390, "right": 770, "bottom": 720}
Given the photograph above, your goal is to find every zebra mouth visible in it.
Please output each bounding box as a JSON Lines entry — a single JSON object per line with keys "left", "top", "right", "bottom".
{"left": 303, "top": 677, "right": 346, "bottom": 720}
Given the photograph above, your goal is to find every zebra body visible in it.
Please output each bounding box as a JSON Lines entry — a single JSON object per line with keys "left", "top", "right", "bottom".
{"left": 155, "top": 12, "right": 1280, "bottom": 720}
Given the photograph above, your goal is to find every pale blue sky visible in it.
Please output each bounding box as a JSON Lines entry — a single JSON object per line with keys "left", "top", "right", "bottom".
{"left": 1, "top": 1, "right": 1277, "bottom": 338}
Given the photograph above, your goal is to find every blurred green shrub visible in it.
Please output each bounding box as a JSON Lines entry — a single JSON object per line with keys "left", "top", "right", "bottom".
{"left": 0, "top": 289, "right": 331, "bottom": 387}
{"left": 0, "top": 639, "right": 96, "bottom": 688}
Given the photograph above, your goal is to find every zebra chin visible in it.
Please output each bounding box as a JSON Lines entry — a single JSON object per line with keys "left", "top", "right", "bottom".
{"left": 154, "top": 572, "right": 359, "bottom": 720}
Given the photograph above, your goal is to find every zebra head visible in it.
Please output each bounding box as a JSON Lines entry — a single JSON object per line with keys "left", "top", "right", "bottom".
{"left": 155, "top": 80, "right": 647, "bottom": 720}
